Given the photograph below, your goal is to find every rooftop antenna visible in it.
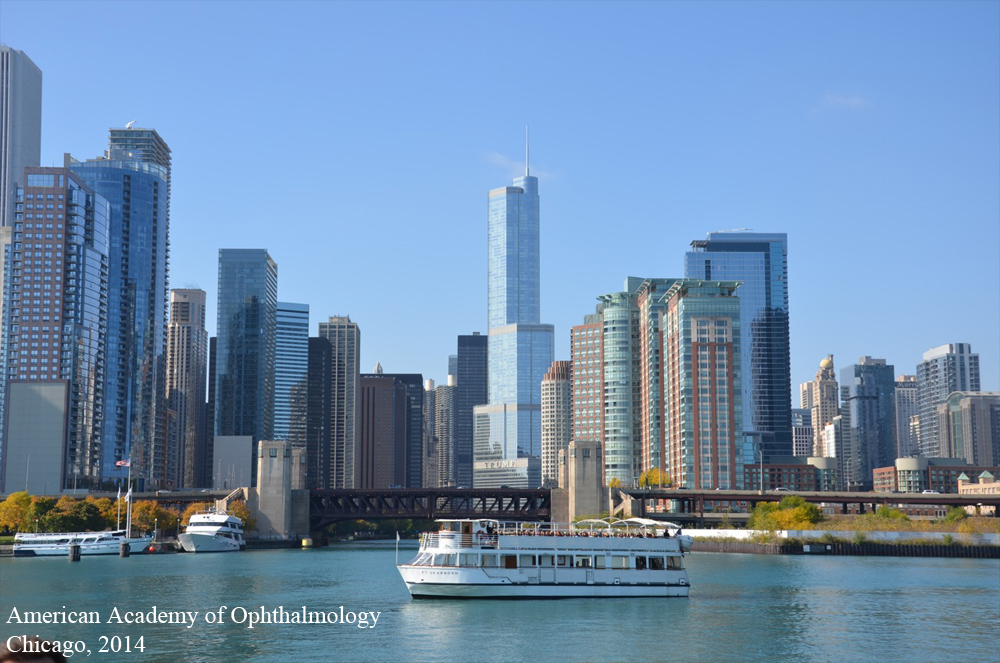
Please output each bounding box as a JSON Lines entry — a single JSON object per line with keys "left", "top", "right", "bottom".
{"left": 126, "top": 119, "right": 137, "bottom": 130}
{"left": 525, "top": 124, "right": 529, "bottom": 177}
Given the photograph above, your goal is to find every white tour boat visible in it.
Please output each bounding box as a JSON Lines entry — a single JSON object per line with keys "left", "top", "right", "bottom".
{"left": 13, "top": 530, "right": 153, "bottom": 557}
{"left": 398, "top": 518, "right": 692, "bottom": 599}
{"left": 177, "top": 510, "right": 245, "bottom": 552}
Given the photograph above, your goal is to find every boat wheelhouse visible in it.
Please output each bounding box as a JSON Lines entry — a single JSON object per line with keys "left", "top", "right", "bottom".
{"left": 398, "top": 518, "right": 691, "bottom": 599}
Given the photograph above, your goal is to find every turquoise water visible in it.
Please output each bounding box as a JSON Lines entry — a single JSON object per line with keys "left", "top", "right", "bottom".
{"left": 1, "top": 543, "right": 997, "bottom": 662}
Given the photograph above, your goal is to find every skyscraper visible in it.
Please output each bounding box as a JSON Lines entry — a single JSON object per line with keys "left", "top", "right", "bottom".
{"left": 379, "top": 371, "right": 424, "bottom": 488}
{"left": 663, "top": 280, "right": 743, "bottom": 490}
{"left": 937, "top": 392, "right": 1000, "bottom": 467}
{"left": 274, "top": 302, "right": 309, "bottom": 446}
{"left": 0, "top": 46, "right": 42, "bottom": 228}
{"left": 358, "top": 370, "right": 407, "bottom": 489}
{"left": 474, "top": 161, "right": 555, "bottom": 488}
{"left": 306, "top": 336, "right": 332, "bottom": 489}
{"left": 317, "top": 315, "right": 360, "bottom": 488}
{"left": 215, "top": 249, "right": 278, "bottom": 482}
{"left": 541, "top": 360, "right": 572, "bottom": 487}
{"left": 806, "top": 355, "right": 839, "bottom": 457}
{"left": 841, "top": 357, "right": 896, "bottom": 491}
{"left": 455, "top": 332, "right": 487, "bottom": 487}
{"left": 1, "top": 168, "right": 110, "bottom": 492}
{"left": 433, "top": 377, "right": 457, "bottom": 487}
{"left": 67, "top": 128, "right": 171, "bottom": 485}
{"left": 570, "top": 314, "right": 604, "bottom": 482}
{"left": 166, "top": 289, "right": 208, "bottom": 488}
{"left": 917, "top": 343, "right": 980, "bottom": 457}
{"left": 894, "top": 375, "right": 919, "bottom": 458}
{"left": 685, "top": 232, "right": 791, "bottom": 465}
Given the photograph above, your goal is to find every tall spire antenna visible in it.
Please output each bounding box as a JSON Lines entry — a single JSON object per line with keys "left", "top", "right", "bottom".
{"left": 525, "top": 124, "right": 530, "bottom": 177}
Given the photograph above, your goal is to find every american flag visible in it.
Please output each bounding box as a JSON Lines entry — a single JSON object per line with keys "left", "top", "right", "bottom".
{"left": 116, "top": 460, "right": 130, "bottom": 467}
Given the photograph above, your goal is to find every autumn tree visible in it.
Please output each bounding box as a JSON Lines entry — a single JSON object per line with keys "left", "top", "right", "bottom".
{"left": 748, "top": 495, "right": 824, "bottom": 531}
{"left": 0, "top": 492, "right": 33, "bottom": 532}
{"left": 129, "top": 501, "right": 179, "bottom": 535}
{"left": 638, "top": 468, "right": 671, "bottom": 488}
{"left": 228, "top": 501, "right": 256, "bottom": 536}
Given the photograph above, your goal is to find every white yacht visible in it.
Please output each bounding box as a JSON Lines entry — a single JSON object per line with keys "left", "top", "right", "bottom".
{"left": 398, "top": 518, "right": 692, "bottom": 599}
{"left": 13, "top": 530, "right": 153, "bottom": 557}
{"left": 178, "top": 510, "right": 245, "bottom": 552}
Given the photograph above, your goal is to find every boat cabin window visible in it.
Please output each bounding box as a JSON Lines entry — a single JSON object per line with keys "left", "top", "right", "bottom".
{"left": 635, "top": 556, "right": 647, "bottom": 570}
{"left": 481, "top": 554, "right": 498, "bottom": 568}
{"left": 611, "top": 555, "right": 629, "bottom": 569}
{"left": 442, "top": 522, "right": 460, "bottom": 532}
{"left": 649, "top": 556, "right": 665, "bottom": 570}
{"left": 575, "top": 557, "right": 592, "bottom": 568}
{"left": 556, "top": 555, "right": 571, "bottom": 567}
{"left": 538, "top": 554, "right": 555, "bottom": 567}
{"left": 667, "top": 557, "right": 682, "bottom": 570}
{"left": 462, "top": 523, "right": 472, "bottom": 535}
{"left": 502, "top": 555, "right": 517, "bottom": 569}
{"left": 459, "top": 553, "right": 478, "bottom": 566}
{"left": 413, "top": 553, "right": 433, "bottom": 566}
{"left": 518, "top": 554, "right": 536, "bottom": 567}
{"left": 593, "top": 555, "right": 607, "bottom": 569}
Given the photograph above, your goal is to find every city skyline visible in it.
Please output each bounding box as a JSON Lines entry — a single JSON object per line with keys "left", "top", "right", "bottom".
{"left": 1, "top": 1, "right": 997, "bottom": 394}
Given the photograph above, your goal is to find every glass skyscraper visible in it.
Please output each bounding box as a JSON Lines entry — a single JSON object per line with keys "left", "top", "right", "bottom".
{"left": 2, "top": 168, "right": 110, "bottom": 490}
{"left": 455, "top": 332, "right": 487, "bottom": 487}
{"left": 841, "top": 357, "right": 896, "bottom": 490}
{"left": 215, "top": 249, "right": 277, "bottom": 461}
{"left": 68, "top": 128, "right": 171, "bottom": 485}
{"left": 474, "top": 169, "right": 553, "bottom": 488}
{"left": 685, "top": 232, "right": 791, "bottom": 465}
{"left": 0, "top": 46, "right": 42, "bottom": 229}
{"left": 274, "top": 301, "right": 309, "bottom": 446}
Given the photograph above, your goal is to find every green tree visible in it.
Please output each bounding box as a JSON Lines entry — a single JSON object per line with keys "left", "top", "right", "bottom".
{"left": 0, "top": 492, "right": 33, "bottom": 532}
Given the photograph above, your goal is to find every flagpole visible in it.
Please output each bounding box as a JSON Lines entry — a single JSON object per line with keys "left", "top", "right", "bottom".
{"left": 395, "top": 531, "right": 400, "bottom": 565}
{"left": 116, "top": 485, "right": 121, "bottom": 531}
{"left": 126, "top": 458, "right": 133, "bottom": 538}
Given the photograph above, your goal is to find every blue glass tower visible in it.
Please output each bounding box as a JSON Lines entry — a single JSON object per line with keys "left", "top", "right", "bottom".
{"left": 274, "top": 301, "right": 309, "bottom": 446}
{"left": 215, "top": 249, "right": 277, "bottom": 459}
{"left": 685, "top": 232, "right": 791, "bottom": 465}
{"left": 69, "top": 129, "right": 170, "bottom": 487}
{"left": 841, "top": 357, "right": 896, "bottom": 490}
{"left": 474, "top": 161, "right": 554, "bottom": 488}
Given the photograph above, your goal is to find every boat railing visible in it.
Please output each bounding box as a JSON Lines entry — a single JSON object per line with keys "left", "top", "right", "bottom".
{"left": 420, "top": 520, "right": 683, "bottom": 546}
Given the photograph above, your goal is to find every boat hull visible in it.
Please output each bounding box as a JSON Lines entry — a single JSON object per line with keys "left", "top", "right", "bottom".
{"left": 398, "top": 565, "right": 689, "bottom": 599}
{"left": 177, "top": 532, "right": 244, "bottom": 553}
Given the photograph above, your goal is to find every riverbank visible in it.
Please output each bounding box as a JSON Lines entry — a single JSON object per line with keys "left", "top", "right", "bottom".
{"left": 691, "top": 539, "right": 999, "bottom": 558}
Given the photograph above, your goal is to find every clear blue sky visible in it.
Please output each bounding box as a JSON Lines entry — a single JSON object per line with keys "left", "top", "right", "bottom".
{"left": 2, "top": 0, "right": 997, "bottom": 392}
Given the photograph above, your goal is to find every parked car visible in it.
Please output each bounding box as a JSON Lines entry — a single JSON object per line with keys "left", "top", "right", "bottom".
{"left": 922, "top": 489, "right": 940, "bottom": 494}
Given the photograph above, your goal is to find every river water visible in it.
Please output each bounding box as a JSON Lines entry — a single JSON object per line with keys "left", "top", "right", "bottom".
{"left": 1, "top": 542, "right": 997, "bottom": 662}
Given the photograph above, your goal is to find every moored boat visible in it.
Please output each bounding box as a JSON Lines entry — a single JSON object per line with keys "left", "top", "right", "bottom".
{"left": 397, "top": 518, "right": 692, "bottom": 599}
{"left": 13, "top": 530, "right": 153, "bottom": 557}
{"left": 177, "top": 510, "right": 245, "bottom": 553}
